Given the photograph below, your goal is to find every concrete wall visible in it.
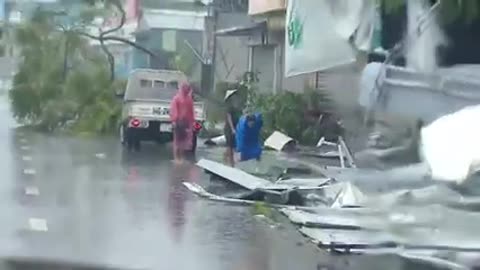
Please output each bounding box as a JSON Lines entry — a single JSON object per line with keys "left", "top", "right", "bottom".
{"left": 272, "top": 31, "right": 310, "bottom": 93}
{"left": 320, "top": 61, "right": 367, "bottom": 151}
{"left": 317, "top": 56, "right": 423, "bottom": 162}
{"left": 215, "top": 35, "right": 250, "bottom": 82}
{"left": 214, "top": 11, "right": 373, "bottom": 151}
{"left": 133, "top": 28, "right": 202, "bottom": 71}
{"left": 214, "top": 13, "right": 251, "bottom": 82}
{"left": 248, "top": 0, "right": 285, "bottom": 15}
{"left": 214, "top": 13, "right": 309, "bottom": 93}
{"left": 107, "top": 44, "right": 133, "bottom": 79}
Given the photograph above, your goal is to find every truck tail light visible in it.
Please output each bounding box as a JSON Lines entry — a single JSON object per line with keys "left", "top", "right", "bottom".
{"left": 130, "top": 118, "right": 140, "bottom": 127}
{"left": 194, "top": 121, "right": 202, "bottom": 131}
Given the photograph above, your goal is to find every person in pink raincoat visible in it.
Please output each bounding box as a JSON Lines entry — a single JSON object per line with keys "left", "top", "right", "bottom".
{"left": 169, "top": 83, "right": 195, "bottom": 163}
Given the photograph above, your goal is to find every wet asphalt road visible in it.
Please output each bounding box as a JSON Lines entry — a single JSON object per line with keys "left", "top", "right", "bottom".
{"left": 0, "top": 97, "right": 331, "bottom": 270}
{"left": 0, "top": 97, "right": 443, "bottom": 270}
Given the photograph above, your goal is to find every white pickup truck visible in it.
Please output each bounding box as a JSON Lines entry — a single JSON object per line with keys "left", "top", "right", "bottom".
{"left": 119, "top": 69, "right": 206, "bottom": 152}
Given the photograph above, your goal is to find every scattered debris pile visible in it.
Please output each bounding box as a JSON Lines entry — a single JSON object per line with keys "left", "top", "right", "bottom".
{"left": 186, "top": 131, "right": 480, "bottom": 269}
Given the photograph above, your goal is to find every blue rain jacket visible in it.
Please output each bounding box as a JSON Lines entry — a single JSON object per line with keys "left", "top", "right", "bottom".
{"left": 236, "top": 113, "right": 263, "bottom": 161}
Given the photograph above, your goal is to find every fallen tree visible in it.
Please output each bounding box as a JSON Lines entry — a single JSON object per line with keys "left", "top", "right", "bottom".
{"left": 8, "top": 0, "right": 173, "bottom": 134}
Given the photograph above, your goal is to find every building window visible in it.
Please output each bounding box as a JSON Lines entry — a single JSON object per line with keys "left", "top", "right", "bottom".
{"left": 154, "top": 80, "right": 165, "bottom": 88}
{"left": 162, "top": 30, "right": 176, "bottom": 52}
{"left": 140, "top": 79, "right": 152, "bottom": 88}
{"left": 168, "top": 81, "right": 178, "bottom": 89}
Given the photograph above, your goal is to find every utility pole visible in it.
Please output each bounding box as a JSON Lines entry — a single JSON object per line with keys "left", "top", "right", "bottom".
{"left": 202, "top": 0, "right": 217, "bottom": 94}
{"left": 210, "top": 5, "right": 217, "bottom": 94}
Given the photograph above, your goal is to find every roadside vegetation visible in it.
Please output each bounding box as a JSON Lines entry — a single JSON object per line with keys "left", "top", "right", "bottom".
{"left": 9, "top": 1, "right": 127, "bottom": 135}
{"left": 212, "top": 72, "right": 335, "bottom": 145}
{"left": 10, "top": 11, "right": 123, "bottom": 134}
{"left": 8, "top": 0, "right": 175, "bottom": 136}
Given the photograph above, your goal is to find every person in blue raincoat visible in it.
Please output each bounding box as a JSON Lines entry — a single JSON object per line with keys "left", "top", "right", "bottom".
{"left": 235, "top": 113, "right": 263, "bottom": 161}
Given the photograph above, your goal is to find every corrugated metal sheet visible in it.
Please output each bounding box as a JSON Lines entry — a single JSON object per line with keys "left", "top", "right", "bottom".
{"left": 197, "top": 159, "right": 272, "bottom": 190}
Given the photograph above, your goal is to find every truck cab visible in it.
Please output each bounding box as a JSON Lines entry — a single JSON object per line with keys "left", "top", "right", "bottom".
{"left": 120, "top": 69, "right": 205, "bottom": 152}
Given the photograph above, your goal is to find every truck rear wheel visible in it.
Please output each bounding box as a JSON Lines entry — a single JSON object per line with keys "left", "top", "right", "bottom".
{"left": 121, "top": 126, "right": 141, "bottom": 152}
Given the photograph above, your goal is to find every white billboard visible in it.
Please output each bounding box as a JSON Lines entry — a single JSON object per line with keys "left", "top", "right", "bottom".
{"left": 285, "top": 0, "right": 375, "bottom": 77}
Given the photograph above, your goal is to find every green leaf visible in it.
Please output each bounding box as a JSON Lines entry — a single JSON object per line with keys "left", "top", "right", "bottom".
{"left": 10, "top": 6, "right": 123, "bottom": 134}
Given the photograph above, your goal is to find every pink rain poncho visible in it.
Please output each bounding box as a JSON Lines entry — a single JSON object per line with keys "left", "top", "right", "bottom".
{"left": 170, "top": 83, "right": 195, "bottom": 151}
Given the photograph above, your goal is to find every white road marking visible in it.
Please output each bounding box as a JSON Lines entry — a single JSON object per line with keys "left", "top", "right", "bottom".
{"left": 19, "top": 138, "right": 28, "bottom": 143}
{"left": 25, "top": 186, "right": 39, "bottom": 196}
{"left": 28, "top": 218, "right": 48, "bottom": 231}
{"left": 20, "top": 146, "right": 30, "bottom": 150}
{"left": 23, "top": 169, "right": 36, "bottom": 175}
{"left": 22, "top": 156, "right": 32, "bottom": 161}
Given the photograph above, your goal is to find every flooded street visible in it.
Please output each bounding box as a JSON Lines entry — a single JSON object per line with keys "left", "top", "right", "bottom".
{"left": 0, "top": 95, "right": 324, "bottom": 269}
{"left": 0, "top": 95, "right": 451, "bottom": 270}
{"left": 5, "top": 0, "right": 480, "bottom": 268}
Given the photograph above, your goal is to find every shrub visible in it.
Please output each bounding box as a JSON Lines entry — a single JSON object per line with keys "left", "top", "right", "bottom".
{"left": 250, "top": 88, "right": 335, "bottom": 145}
{"left": 206, "top": 72, "right": 337, "bottom": 145}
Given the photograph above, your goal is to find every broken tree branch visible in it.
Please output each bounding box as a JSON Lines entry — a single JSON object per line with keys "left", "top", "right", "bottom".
{"left": 80, "top": 34, "right": 159, "bottom": 60}
{"left": 100, "top": 37, "right": 116, "bottom": 81}
{"left": 56, "top": 1, "right": 189, "bottom": 85}
{"left": 99, "top": 0, "right": 126, "bottom": 81}
{"left": 101, "top": 0, "right": 126, "bottom": 37}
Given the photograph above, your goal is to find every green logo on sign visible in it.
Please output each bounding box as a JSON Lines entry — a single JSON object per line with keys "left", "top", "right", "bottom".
{"left": 287, "top": 8, "right": 303, "bottom": 49}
